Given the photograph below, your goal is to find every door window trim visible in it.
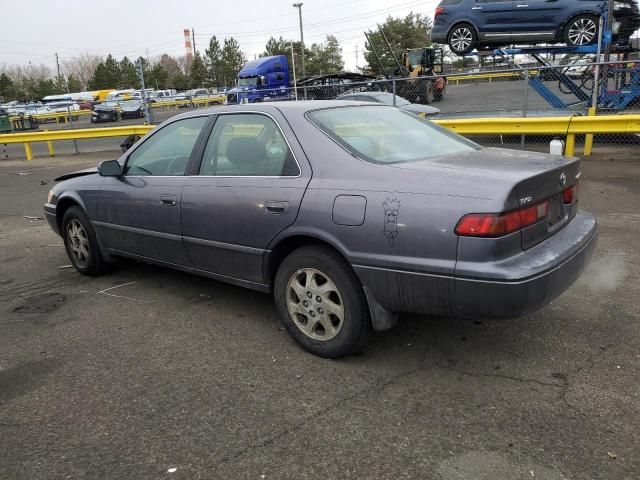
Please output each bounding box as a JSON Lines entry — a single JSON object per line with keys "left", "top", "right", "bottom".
{"left": 121, "top": 114, "right": 212, "bottom": 178}
{"left": 192, "top": 111, "right": 302, "bottom": 179}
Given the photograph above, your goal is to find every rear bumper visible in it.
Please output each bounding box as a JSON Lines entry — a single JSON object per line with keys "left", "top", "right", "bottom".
{"left": 453, "top": 211, "right": 597, "bottom": 318}
{"left": 430, "top": 28, "right": 447, "bottom": 44}
{"left": 354, "top": 210, "right": 597, "bottom": 319}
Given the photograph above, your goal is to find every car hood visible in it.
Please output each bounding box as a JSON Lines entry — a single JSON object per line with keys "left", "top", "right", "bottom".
{"left": 400, "top": 104, "right": 440, "bottom": 115}
{"left": 55, "top": 167, "right": 98, "bottom": 181}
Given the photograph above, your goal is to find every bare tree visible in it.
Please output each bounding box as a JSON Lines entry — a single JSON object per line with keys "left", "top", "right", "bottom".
{"left": 62, "top": 53, "right": 103, "bottom": 90}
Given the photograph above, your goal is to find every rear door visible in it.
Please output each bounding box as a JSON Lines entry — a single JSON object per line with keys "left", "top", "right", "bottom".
{"left": 181, "top": 111, "right": 311, "bottom": 285}
{"left": 474, "top": 0, "right": 514, "bottom": 41}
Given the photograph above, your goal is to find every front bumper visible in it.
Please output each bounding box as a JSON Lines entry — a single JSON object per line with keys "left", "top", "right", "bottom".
{"left": 44, "top": 203, "right": 59, "bottom": 235}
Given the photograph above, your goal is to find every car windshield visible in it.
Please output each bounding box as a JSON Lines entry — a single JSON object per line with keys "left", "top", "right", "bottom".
{"left": 238, "top": 76, "right": 258, "bottom": 87}
{"left": 307, "top": 105, "right": 479, "bottom": 164}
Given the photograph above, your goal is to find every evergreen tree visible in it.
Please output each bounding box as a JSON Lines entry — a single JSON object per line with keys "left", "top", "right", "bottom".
{"left": 221, "top": 37, "right": 246, "bottom": 86}
{"left": 118, "top": 57, "right": 138, "bottom": 89}
{"left": 189, "top": 52, "right": 207, "bottom": 88}
{"left": 364, "top": 13, "right": 433, "bottom": 74}
{"left": 204, "top": 36, "right": 223, "bottom": 88}
{"left": 0, "top": 73, "right": 13, "bottom": 101}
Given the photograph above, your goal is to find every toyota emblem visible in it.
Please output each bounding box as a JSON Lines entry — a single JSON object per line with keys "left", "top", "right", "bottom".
{"left": 559, "top": 172, "right": 567, "bottom": 186}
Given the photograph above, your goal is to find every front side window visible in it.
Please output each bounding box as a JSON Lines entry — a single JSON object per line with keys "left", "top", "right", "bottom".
{"left": 199, "top": 113, "right": 299, "bottom": 177}
{"left": 307, "top": 105, "right": 479, "bottom": 164}
{"left": 124, "top": 116, "right": 208, "bottom": 176}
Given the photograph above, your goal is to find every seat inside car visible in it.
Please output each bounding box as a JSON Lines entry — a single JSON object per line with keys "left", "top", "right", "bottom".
{"left": 225, "top": 136, "right": 265, "bottom": 175}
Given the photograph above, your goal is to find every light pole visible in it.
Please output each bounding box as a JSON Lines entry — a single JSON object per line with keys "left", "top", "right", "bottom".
{"left": 292, "top": 3, "right": 306, "bottom": 78}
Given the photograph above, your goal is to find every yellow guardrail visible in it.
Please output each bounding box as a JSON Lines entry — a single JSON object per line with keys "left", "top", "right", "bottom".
{"left": 2, "top": 114, "right": 639, "bottom": 160}
{"left": 151, "top": 96, "right": 226, "bottom": 109}
{"left": 0, "top": 125, "right": 154, "bottom": 160}
{"left": 9, "top": 109, "right": 92, "bottom": 126}
{"left": 446, "top": 70, "right": 540, "bottom": 85}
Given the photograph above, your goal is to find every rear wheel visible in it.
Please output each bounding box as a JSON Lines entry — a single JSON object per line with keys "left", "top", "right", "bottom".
{"left": 564, "top": 14, "right": 599, "bottom": 46}
{"left": 274, "top": 246, "right": 372, "bottom": 358}
{"left": 448, "top": 23, "right": 477, "bottom": 55}
{"left": 62, "top": 206, "right": 110, "bottom": 276}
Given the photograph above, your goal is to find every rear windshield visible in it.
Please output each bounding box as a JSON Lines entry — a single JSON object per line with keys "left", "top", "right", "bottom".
{"left": 439, "top": 0, "right": 463, "bottom": 4}
{"left": 307, "top": 105, "right": 479, "bottom": 164}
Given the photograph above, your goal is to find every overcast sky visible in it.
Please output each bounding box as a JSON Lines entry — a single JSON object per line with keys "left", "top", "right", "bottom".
{"left": 0, "top": 0, "right": 439, "bottom": 73}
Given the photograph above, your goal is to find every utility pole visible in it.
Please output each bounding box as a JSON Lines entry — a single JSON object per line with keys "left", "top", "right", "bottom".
{"left": 292, "top": 3, "right": 306, "bottom": 77}
{"left": 192, "top": 28, "right": 196, "bottom": 56}
{"left": 291, "top": 42, "right": 298, "bottom": 101}
{"left": 55, "top": 53, "right": 61, "bottom": 83}
{"left": 355, "top": 43, "right": 359, "bottom": 71}
{"left": 135, "top": 57, "right": 154, "bottom": 124}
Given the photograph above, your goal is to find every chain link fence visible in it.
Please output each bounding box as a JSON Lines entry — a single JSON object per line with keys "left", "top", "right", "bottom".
{"left": 264, "top": 59, "right": 640, "bottom": 157}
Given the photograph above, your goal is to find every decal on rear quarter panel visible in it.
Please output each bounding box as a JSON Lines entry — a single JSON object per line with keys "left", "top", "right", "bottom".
{"left": 383, "top": 198, "right": 401, "bottom": 247}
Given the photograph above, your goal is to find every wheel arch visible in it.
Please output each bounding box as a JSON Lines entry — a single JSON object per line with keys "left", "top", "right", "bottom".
{"left": 55, "top": 193, "right": 86, "bottom": 233}
{"left": 264, "top": 230, "right": 398, "bottom": 332}
{"left": 557, "top": 10, "right": 601, "bottom": 33}
{"left": 446, "top": 20, "right": 480, "bottom": 41}
{"left": 264, "top": 231, "right": 350, "bottom": 286}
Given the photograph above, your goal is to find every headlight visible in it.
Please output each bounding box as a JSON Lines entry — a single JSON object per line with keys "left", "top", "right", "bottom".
{"left": 47, "top": 189, "right": 55, "bottom": 204}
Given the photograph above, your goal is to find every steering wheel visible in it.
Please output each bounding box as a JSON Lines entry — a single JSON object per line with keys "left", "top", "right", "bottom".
{"left": 166, "top": 156, "right": 188, "bottom": 176}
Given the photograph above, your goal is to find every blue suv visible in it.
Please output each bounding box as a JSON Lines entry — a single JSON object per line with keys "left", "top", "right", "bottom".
{"left": 431, "top": 0, "right": 640, "bottom": 55}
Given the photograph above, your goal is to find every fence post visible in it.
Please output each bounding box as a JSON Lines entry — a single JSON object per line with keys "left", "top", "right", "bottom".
{"left": 392, "top": 77, "right": 396, "bottom": 106}
{"left": 521, "top": 69, "right": 529, "bottom": 148}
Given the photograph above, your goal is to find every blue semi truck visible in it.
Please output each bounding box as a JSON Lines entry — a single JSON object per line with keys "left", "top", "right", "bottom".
{"left": 226, "top": 55, "right": 291, "bottom": 104}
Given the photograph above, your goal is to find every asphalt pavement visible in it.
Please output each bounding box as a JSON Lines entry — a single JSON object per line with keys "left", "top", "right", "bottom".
{"left": 0, "top": 149, "right": 639, "bottom": 479}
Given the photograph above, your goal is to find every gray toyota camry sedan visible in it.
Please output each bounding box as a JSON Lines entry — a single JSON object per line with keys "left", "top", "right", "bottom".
{"left": 44, "top": 101, "right": 597, "bottom": 358}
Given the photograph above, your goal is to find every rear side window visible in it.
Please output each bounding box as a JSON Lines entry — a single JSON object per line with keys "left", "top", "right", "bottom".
{"left": 308, "top": 105, "right": 479, "bottom": 164}
{"left": 199, "top": 113, "right": 299, "bottom": 177}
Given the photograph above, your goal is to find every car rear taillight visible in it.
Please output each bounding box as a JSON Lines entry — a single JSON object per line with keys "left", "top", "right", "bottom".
{"left": 435, "top": 6, "right": 445, "bottom": 18}
{"left": 455, "top": 201, "right": 549, "bottom": 237}
{"left": 562, "top": 182, "right": 579, "bottom": 204}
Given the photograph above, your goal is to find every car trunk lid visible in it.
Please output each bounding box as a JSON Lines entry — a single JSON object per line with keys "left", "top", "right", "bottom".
{"left": 389, "top": 147, "right": 581, "bottom": 248}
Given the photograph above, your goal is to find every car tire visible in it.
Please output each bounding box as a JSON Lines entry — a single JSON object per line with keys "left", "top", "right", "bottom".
{"left": 564, "top": 14, "right": 599, "bottom": 46}
{"left": 274, "top": 245, "right": 372, "bottom": 358}
{"left": 448, "top": 23, "right": 477, "bottom": 55}
{"left": 62, "top": 206, "right": 110, "bottom": 276}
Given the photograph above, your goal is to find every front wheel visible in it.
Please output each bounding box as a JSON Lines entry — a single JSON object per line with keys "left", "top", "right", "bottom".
{"left": 62, "top": 206, "right": 111, "bottom": 276}
{"left": 564, "top": 14, "right": 599, "bottom": 46}
{"left": 448, "top": 23, "right": 477, "bottom": 55}
{"left": 274, "top": 246, "right": 372, "bottom": 358}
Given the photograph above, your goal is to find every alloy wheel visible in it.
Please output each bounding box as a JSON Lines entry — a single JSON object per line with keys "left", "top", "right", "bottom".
{"left": 66, "top": 219, "right": 90, "bottom": 267}
{"left": 568, "top": 18, "right": 597, "bottom": 45}
{"left": 450, "top": 27, "right": 473, "bottom": 53}
{"left": 286, "top": 268, "right": 345, "bottom": 341}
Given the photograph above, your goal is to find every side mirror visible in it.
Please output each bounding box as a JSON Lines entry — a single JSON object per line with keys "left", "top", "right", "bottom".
{"left": 98, "top": 159, "right": 122, "bottom": 177}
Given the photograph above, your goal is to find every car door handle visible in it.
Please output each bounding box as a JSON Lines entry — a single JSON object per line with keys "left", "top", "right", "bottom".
{"left": 471, "top": 6, "right": 482, "bottom": 9}
{"left": 516, "top": 4, "right": 529, "bottom": 7}
{"left": 160, "top": 194, "right": 177, "bottom": 206}
{"left": 265, "top": 201, "right": 289, "bottom": 214}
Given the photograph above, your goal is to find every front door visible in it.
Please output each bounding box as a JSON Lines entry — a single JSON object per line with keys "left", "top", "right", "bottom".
{"left": 95, "top": 116, "right": 209, "bottom": 265}
{"left": 181, "top": 111, "right": 311, "bottom": 286}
